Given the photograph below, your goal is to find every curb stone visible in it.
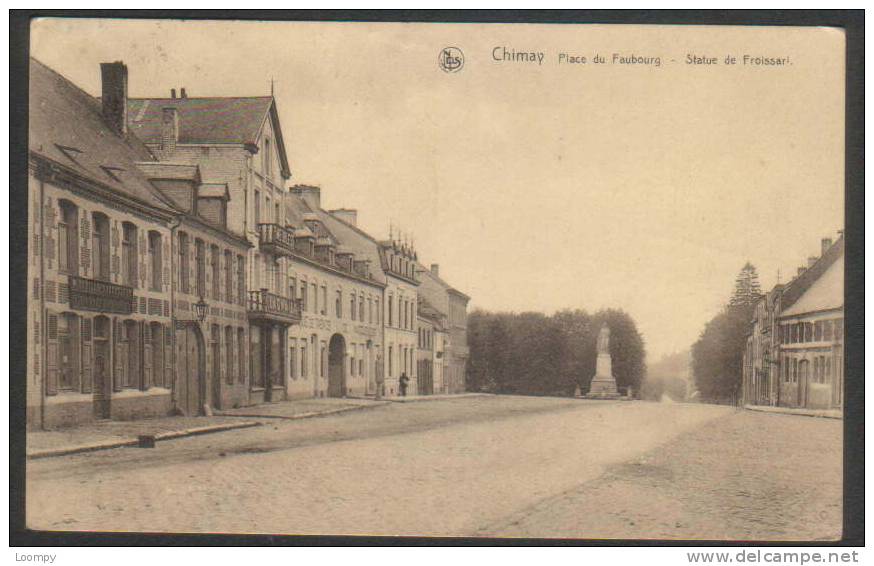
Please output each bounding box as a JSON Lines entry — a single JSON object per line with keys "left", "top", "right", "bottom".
{"left": 215, "top": 401, "right": 390, "bottom": 420}
{"left": 27, "top": 420, "right": 262, "bottom": 460}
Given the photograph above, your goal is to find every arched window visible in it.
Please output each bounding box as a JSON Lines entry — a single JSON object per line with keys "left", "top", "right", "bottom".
{"left": 92, "top": 212, "right": 110, "bottom": 281}
{"left": 148, "top": 231, "right": 162, "bottom": 291}
{"left": 58, "top": 200, "right": 79, "bottom": 275}
{"left": 121, "top": 222, "right": 138, "bottom": 287}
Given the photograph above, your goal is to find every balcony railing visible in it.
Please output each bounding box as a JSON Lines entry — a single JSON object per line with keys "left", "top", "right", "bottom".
{"left": 257, "top": 223, "right": 295, "bottom": 257}
{"left": 68, "top": 275, "right": 134, "bottom": 314}
{"left": 247, "top": 289, "right": 302, "bottom": 326}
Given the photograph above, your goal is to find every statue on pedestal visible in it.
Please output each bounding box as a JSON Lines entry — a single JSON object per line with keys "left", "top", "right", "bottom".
{"left": 586, "top": 323, "right": 619, "bottom": 398}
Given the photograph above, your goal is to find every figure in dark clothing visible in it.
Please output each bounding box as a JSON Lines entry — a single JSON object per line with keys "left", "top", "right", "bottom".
{"left": 399, "top": 373, "right": 410, "bottom": 397}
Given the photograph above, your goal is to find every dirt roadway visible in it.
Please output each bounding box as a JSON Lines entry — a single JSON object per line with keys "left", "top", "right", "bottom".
{"left": 26, "top": 396, "right": 841, "bottom": 540}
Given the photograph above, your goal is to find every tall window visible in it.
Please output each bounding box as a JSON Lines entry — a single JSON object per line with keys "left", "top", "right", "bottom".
{"left": 351, "top": 294, "right": 357, "bottom": 321}
{"left": 263, "top": 138, "right": 273, "bottom": 181}
{"left": 225, "top": 326, "right": 235, "bottom": 385}
{"left": 211, "top": 245, "right": 220, "bottom": 300}
{"left": 237, "top": 327, "right": 246, "bottom": 383}
{"left": 388, "top": 345, "right": 393, "bottom": 377}
{"left": 300, "top": 281, "right": 308, "bottom": 311}
{"left": 92, "top": 212, "right": 110, "bottom": 281}
{"left": 250, "top": 326, "right": 263, "bottom": 388}
{"left": 375, "top": 298, "right": 380, "bottom": 325}
{"left": 300, "top": 342, "right": 308, "bottom": 378}
{"left": 254, "top": 190, "right": 261, "bottom": 225}
{"left": 290, "top": 277, "right": 297, "bottom": 300}
{"left": 289, "top": 339, "right": 298, "bottom": 380}
{"left": 148, "top": 231, "right": 162, "bottom": 291}
{"left": 58, "top": 313, "right": 80, "bottom": 390}
{"left": 311, "top": 283, "right": 318, "bottom": 313}
{"left": 336, "top": 290, "right": 342, "bottom": 318}
{"left": 122, "top": 320, "right": 139, "bottom": 388}
{"left": 359, "top": 295, "right": 365, "bottom": 322}
{"left": 224, "top": 250, "right": 233, "bottom": 303}
{"left": 179, "top": 232, "right": 190, "bottom": 294}
{"left": 58, "top": 200, "right": 79, "bottom": 275}
{"left": 195, "top": 239, "right": 205, "bottom": 297}
{"left": 388, "top": 295, "right": 394, "bottom": 326}
{"left": 237, "top": 255, "right": 245, "bottom": 306}
{"left": 320, "top": 342, "right": 326, "bottom": 377}
{"left": 321, "top": 286, "right": 327, "bottom": 315}
{"left": 121, "top": 222, "right": 138, "bottom": 287}
{"left": 150, "top": 322, "right": 164, "bottom": 388}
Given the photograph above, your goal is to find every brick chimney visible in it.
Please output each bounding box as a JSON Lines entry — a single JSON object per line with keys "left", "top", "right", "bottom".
{"left": 330, "top": 208, "right": 358, "bottom": 226}
{"left": 100, "top": 61, "right": 128, "bottom": 136}
{"left": 807, "top": 256, "right": 818, "bottom": 268}
{"left": 430, "top": 264, "right": 439, "bottom": 277}
{"left": 180, "top": 87, "right": 187, "bottom": 99}
{"left": 821, "top": 237, "right": 833, "bottom": 256}
{"left": 292, "top": 185, "right": 321, "bottom": 210}
{"left": 170, "top": 88, "right": 176, "bottom": 99}
{"left": 161, "top": 107, "right": 179, "bottom": 156}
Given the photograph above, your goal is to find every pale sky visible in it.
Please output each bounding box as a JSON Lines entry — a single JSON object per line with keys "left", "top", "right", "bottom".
{"left": 31, "top": 19, "right": 845, "bottom": 360}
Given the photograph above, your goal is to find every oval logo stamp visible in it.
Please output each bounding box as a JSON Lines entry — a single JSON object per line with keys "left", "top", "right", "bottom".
{"left": 438, "top": 47, "right": 465, "bottom": 73}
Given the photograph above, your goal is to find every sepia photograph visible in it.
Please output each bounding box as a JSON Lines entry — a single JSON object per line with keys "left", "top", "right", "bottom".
{"left": 10, "top": 11, "right": 863, "bottom": 548}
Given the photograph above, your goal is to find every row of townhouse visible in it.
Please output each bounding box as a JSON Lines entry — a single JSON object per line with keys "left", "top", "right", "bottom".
{"left": 27, "top": 58, "right": 469, "bottom": 430}
{"left": 741, "top": 234, "right": 844, "bottom": 411}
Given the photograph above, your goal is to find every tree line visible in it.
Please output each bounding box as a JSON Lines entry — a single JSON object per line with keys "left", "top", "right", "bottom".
{"left": 467, "top": 308, "right": 646, "bottom": 397}
{"left": 691, "top": 262, "right": 761, "bottom": 404}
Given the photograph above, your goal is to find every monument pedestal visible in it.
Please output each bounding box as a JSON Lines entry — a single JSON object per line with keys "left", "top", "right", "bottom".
{"left": 585, "top": 353, "right": 620, "bottom": 399}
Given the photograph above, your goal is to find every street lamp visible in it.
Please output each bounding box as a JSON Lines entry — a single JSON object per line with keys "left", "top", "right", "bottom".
{"left": 193, "top": 295, "right": 209, "bottom": 323}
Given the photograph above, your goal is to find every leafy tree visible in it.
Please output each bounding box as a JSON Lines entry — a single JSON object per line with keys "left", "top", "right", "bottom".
{"left": 691, "top": 305, "right": 752, "bottom": 404}
{"left": 466, "top": 308, "right": 646, "bottom": 397}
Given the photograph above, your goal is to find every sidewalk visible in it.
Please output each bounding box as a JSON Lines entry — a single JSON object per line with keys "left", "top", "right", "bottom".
{"left": 27, "top": 415, "right": 261, "bottom": 459}
{"left": 744, "top": 404, "right": 842, "bottom": 419}
{"left": 27, "top": 398, "right": 384, "bottom": 460}
{"left": 216, "top": 397, "right": 387, "bottom": 418}
{"left": 378, "top": 392, "right": 493, "bottom": 403}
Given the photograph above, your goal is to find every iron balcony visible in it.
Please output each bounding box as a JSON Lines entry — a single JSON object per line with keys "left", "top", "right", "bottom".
{"left": 247, "top": 288, "right": 302, "bottom": 326}
{"left": 68, "top": 275, "right": 134, "bottom": 314}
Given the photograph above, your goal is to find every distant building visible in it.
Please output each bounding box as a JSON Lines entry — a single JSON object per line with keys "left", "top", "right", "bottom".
{"left": 417, "top": 264, "right": 470, "bottom": 394}
{"left": 742, "top": 235, "right": 844, "bottom": 410}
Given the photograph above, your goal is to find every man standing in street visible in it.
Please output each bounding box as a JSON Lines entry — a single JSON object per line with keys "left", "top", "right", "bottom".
{"left": 399, "top": 373, "right": 410, "bottom": 397}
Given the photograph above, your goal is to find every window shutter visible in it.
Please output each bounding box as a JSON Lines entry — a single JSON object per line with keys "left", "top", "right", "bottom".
{"left": 143, "top": 324, "right": 152, "bottom": 391}
{"left": 113, "top": 320, "right": 124, "bottom": 392}
{"left": 164, "top": 325, "right": 174, "bottom": 391}
{"left": 81, "top": 318, "right": 92, "bottom": 393}
{"left": 46, "top": 313, "right": 59, "bottom": 396}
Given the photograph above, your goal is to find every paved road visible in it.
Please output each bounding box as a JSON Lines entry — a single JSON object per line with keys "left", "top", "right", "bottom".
{"left": 26, "top": 397, "right": 841, "bottom": 540}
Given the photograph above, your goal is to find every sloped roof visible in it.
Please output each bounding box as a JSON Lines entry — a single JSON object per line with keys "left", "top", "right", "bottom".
{"left": 418, "top": 295, "right": 447, "bottom": 326}
{"left": 781, "top": 235, "right": 844, "bottom": 312}
{"left": 780, "top": 253, "right": 843, "bottom": 317}
{"left": 29, "top": 58, "right": 176, "bottom": 214}
{"left": 317, "top": 206, "right": 388, "bottom": 284}
{"left": 416, "top": 261, "right": 470, "bottom": 301}
{"left": 127, "top": 96, "right": 291, "bottom": 178}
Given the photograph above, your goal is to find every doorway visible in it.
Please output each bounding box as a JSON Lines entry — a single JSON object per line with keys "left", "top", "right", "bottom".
{"left": 92, "top": 316, "right": 111, "bottom": 419}
{"left": 328, "top": 333, "right": 346, "bottom": 398}
{"left": 176, "top": 324, "right": 205, "bottom": 416}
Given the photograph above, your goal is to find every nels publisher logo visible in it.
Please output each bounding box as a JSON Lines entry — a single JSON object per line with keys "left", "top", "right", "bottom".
{"left": 438, "top": 47, "right": 464, "bottom": 73}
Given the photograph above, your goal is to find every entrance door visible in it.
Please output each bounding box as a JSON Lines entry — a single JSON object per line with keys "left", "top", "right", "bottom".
{"left": 328, "top": 334, "right": 346, "bottom": 398}
{"left": 176, "top": 325, "right": 205, "bottom": 416}
{"left": 93, "top": 339, "right": 111, "bottom": 419}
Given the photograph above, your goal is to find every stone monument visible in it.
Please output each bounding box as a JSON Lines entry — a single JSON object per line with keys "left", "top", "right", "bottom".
{"left": 586, "top": 324, "right": 620, "bottom": 398}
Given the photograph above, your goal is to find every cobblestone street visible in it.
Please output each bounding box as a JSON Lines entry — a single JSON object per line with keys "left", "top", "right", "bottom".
{"left": 26, "top": 396, "right": 841, "bottom": 540}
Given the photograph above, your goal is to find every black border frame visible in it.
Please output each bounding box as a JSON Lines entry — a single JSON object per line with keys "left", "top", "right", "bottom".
{"left": 9, "top": 9, "right": 864, "bottom": 547}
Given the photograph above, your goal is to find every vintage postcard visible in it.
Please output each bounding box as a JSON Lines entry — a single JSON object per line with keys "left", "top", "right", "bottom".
{"left": 18, "top": 15, "right": 854, "bottom": 544}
